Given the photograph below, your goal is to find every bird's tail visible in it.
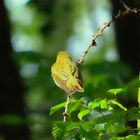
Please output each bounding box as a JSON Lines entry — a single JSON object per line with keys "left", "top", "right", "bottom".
{"left": 66, "top": 76, "right": 84, "bottom": 94}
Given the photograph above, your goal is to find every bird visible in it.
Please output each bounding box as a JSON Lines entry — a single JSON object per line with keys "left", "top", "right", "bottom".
{"left": 51, "top": 51, "right": 84, "bottom": 95}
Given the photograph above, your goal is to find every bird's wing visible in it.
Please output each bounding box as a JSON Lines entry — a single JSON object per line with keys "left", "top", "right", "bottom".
{"left": 52, "top": 73, "right": 69, "bottom": 92}
{"left": 70, "top": 62, "right": 78, "bottom": 78}
{"left": 51, "top": 63, "right": 69, "bottom": 93}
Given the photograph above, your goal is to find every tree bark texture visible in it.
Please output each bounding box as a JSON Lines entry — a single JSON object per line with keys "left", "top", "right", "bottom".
{"left": 0, "top": 0, "right": 30, "bottom": 139}
{"left": 112, "top": 0, "right": 140, "bottom": 129}
{"left": 112, "top": 0, "right": 140, "bottom": 76}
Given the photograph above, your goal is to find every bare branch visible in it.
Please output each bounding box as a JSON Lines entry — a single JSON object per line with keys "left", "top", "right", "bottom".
{"left": 78, "top": 3, "right": 140, "bottom": 65}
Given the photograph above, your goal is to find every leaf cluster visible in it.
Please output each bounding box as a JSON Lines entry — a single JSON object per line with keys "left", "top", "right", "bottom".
{"left": 50, "top": 85, "right": 140, "bottom": 140}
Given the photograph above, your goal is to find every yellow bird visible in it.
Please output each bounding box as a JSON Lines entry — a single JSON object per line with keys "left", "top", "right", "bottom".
{"left": 51, "top": 51, "right": 84, "bottom": 95}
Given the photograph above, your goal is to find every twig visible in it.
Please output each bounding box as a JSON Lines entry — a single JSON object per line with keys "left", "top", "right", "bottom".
{"left": 119, "top": 0, "right": 131, "bottom": 11}
{"left": 119, "top": 0, "right": 140, "bottom": 13}
{"left": 78, "top": 5, "right": 140, "bottom": 65}
{"left": 63, "top": 95, "right": 71, "bottom": 122}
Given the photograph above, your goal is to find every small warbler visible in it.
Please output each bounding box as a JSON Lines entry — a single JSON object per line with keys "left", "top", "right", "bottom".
{"left": 51, "top": 51, "right": 84, "bottom": 94}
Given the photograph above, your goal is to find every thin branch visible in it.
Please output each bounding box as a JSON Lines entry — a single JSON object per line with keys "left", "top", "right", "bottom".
{"left": 78, "top": 5, "right": 140, "bottom": 65}
{"left": 119, "top": 0, "right": 131, "bottom": 11}
{"left": 119, "top": 0, "right": 140, "bottom": 13}
{"left": 63, "top": 95, "right": 71, "bottom": 122}
{"left": 62, "top": 2, "right": 140, "bottom": 123}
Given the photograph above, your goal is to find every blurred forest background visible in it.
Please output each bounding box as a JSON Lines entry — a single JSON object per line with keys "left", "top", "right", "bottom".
{"left": 0, "top": 0, "right": 140, "bottom": 140}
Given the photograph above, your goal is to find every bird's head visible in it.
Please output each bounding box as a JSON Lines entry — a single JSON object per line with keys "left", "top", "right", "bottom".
{"left": 56, "top": 51, "right": 70, "bottom": 61}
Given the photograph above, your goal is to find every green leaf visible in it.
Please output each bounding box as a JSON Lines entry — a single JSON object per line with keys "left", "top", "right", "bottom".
{"left": 67, "top": 99, "right": 82, "bottom": 117}
{"left": 110, "top": 135, "right": 140, "bottom": 140}
{"left": 52, "top": 121, "right": 79, "bottom": 139}
{"left": 100, "top": 99, "right": 108, "bottom": 109}
{"left": 105, "top": 122, "right": 130, "bottom": 136}
{"left": 95, "top": 110, "right": 126, "bottom": 124}
{"left": 66, "top": 122, "right": 79, "bottom": 132}
{"left": 50, "top": 102, "right": 66, "bottom": 115}
{"left": 127, "top": 107, "right": 140, "bottom": 113}
{"left": 80, "top": 122, "right": 93, "bottom": 132}
{"left": 125, "top": 135, "right": 140, "bottom": 140}
{"left": 78, "top": 109, "right": 90, "bottom": 121}
{"left": 88, "top": 101, "right": 100, "bottom": 110}
{"left": 127, "top": 107, "right": 140, "bottom": 121}
{"left": 108, "top": 105, "right": 113, "bottom": 110}
{"left": 52, "top": 121, "right": 66, "bottom": 139}
{"left": 88, "top": 99, "right": 113, "bottom": 111}
{"left": 80, "top": 122, "right": 98, "bottom": 139}
{"left": 110, "top": 100, "right": 127, "bottom": 111}
{"left": 107, "top": 88, "right": 127, "bottom": 95}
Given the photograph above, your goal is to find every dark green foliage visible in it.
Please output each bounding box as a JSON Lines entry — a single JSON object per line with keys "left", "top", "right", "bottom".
{"left": 127, "top": 107, "right": 140, "bottom": 121}
{"left": 50, "top": 102, "right": 66, "bottom": 116}
{"left": 50, "top": 79, "right": 140, "bottom": 139}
